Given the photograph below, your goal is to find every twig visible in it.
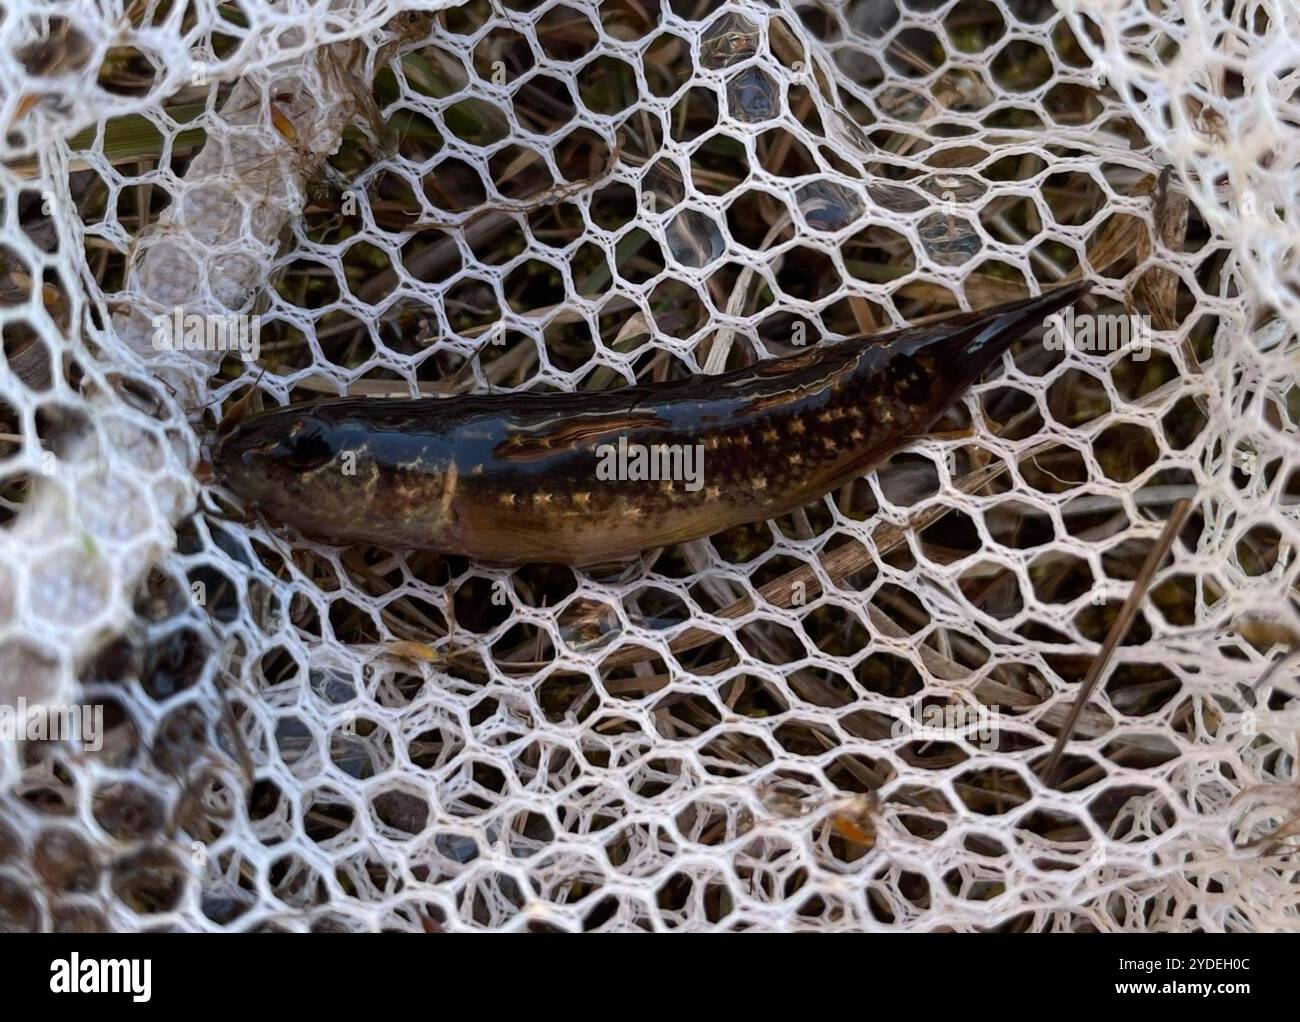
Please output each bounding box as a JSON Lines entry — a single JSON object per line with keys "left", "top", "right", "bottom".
{"left": 1038, "top": 497, "right": 1194, "bottom": 784}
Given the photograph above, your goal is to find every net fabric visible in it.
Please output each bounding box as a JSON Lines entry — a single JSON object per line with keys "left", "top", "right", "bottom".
{"left": 0, "top": 0, "right": 1296, "bottom": 932}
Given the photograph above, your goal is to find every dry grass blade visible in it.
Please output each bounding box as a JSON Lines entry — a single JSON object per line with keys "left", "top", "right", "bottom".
{"left": 1132, "top": 167, "right": 1189, "bottom": 331}
{"left": 1038, "top": 497, "right": 1194, "bottom": 785}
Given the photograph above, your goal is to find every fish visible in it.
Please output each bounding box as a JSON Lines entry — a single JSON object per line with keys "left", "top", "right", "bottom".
{"left": 214, "top": 283, "right": 1089, "bottom": 565}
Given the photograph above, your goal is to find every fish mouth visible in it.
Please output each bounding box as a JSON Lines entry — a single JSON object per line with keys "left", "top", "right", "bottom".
{"left": 215, "top": 411, "right": 339, "bottom": 483}
{"left": 212, "top": 423, "right": 275, "bottom": 482}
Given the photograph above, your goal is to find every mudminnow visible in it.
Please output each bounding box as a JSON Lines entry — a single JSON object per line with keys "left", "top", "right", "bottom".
{"left": 215, "top": 284, "right": 1089, "bottom": 565}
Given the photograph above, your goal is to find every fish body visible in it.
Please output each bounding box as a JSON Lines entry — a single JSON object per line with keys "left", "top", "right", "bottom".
{"left": 215, "top": 284, "right": 1088, "bottom": 565}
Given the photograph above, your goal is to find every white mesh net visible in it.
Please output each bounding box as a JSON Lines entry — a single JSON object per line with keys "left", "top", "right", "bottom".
{"left": 1, "top": 0, "right": 1298, "bottom": 932}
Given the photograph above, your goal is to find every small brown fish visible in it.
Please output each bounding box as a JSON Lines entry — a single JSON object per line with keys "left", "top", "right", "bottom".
{"left": 215, "top": 284, "right": 1089, "bottom": 565}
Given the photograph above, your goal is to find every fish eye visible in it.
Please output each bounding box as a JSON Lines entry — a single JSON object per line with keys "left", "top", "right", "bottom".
{"left": 277, "top": 420, "right": 336, "bottom": 471}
